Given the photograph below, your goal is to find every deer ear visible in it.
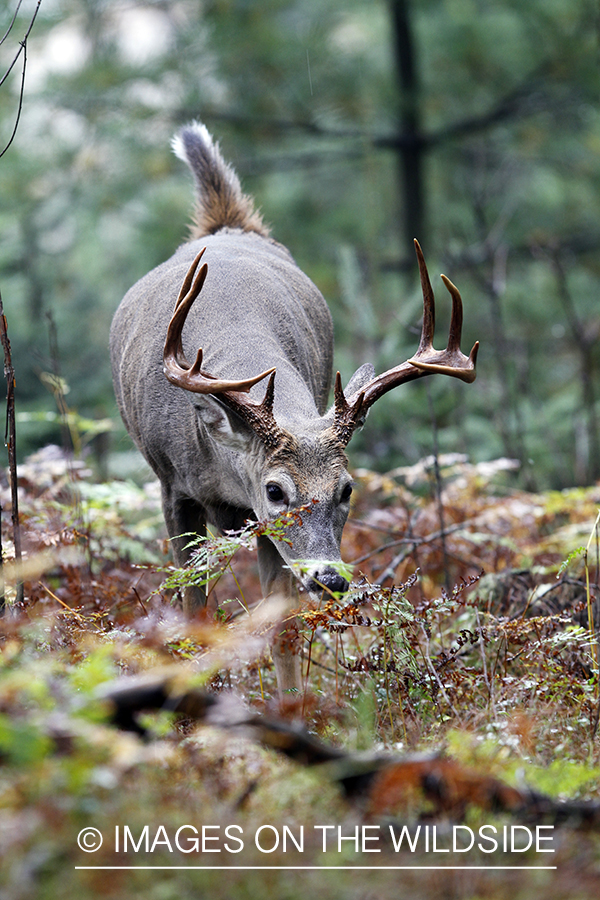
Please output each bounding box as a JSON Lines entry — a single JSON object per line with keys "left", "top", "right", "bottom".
{"left": 193, "top": 396, "right": 256, "bottom": 451}
{"left": 344, "top": 363, "right": 375, "bottom": 396}
{"left": 340, "top": 363, "right": 375, "bottom": 431}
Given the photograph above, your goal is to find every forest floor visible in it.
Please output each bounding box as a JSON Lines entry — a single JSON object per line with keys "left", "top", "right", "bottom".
{"left": 1, "top": 445, "right": 600, "bottom": 899}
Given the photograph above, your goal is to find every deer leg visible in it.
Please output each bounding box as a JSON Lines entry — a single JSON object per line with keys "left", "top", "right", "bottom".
{"left": 161, "top": 487, "right": 207, "bottom": 616}
{"left": 257, "top": 534, "right": 302, "bottom": 694}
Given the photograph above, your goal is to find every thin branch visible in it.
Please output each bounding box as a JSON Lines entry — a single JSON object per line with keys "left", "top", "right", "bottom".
{"left": 426, "top": 383, "right": 451, "bottom": 592}
{"left": 420, "top": 622, "right": 460, "bottom": 718}
{"left": 180, "top": 63, "right": 568, "bottom": 166}
{"left": 0, "top": 0, "right": 43, "bottom": 159}
{"left": 0, "top": 0, "right": 24, "bottom": 47}
{"left": 0, "top": 291, "right": 23, "bottom": 609}
{"left": 425, "top": 66, "right": 552, "bottom": 148}
{"left": 0, "top": 0, "right": 41, "bottom": 85}
{"left": 0, "top": 39, "right": 27, "bottom": 161}
{"left": 350, "top": 518, "right": 476, "bottom": 568}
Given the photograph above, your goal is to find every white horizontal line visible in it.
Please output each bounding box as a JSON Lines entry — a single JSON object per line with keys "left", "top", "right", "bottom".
{"left": 75, "top": 865, "right": 557, "bottom": 871}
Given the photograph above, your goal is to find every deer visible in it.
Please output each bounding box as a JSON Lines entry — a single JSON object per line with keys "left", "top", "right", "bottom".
{"left": 110, "top": 123, "right": 478, "bottom": 695}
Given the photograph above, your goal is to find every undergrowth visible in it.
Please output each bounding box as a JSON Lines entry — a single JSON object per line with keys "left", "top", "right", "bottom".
{"left": 1, "top": 447, "right": 600, "bottom": 899}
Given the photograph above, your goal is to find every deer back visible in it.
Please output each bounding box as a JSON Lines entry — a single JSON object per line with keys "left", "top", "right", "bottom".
{"left": 110, "top": 229, "right": 334, "bottom": 484}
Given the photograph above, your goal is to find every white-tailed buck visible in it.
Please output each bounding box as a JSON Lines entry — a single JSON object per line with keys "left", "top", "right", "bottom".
{"left": 111, "top": 123, "right": 478, "bottom": 694}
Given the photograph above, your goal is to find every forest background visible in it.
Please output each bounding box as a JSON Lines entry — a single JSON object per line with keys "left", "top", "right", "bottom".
{"left": 1, "top": 0, "right": 599, "bottom": 491}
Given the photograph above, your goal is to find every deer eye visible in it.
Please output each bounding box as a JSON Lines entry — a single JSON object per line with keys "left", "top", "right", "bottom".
{"left": 340, "top": 483, "right": 353, "bottom": 502}
{"left": 266, "top": 483, "right": 285, "bottom": 503}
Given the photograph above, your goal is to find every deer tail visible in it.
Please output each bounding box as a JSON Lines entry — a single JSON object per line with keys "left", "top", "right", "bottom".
{"left": 172, "top": 122, "right": 270, "bottom": 239}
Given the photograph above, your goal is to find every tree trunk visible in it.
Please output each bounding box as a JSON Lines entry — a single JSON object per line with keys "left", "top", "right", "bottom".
{"left": 388, "top": 0, "right": 425, "bottom": 261}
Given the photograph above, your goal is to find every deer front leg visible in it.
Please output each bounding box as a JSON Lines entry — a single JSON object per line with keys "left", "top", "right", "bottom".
{"left": 161, "top": 487, "right": 207, "bottom": 616}
{"left": 257, "top": 534, "right": 303, "bottom": 695}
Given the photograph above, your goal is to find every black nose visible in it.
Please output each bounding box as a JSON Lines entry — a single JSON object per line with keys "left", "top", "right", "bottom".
{"left": 308, "top": 570, "right": 349, "bottom": 596}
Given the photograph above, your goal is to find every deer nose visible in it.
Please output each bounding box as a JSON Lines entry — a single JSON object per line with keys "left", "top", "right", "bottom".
{"left": 308, "top": 570, "right": 349, "bottom": 596}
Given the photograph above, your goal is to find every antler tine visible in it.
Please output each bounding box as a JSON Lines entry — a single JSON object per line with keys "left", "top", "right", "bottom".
{"left": 333, "top": 370, "right": 365, "bottom": 445}
{"left": 165, "top": 262, "right": 209, "bottom": 369}
{"left": 163, "top": 254, "right": 276, "bottom": 395}
{"left": 333, "top": 370, "right": 348, "bottom": 414}
{"left": 408, "top": 264, "right": 478, "bottom": 381}
{"left": 441, "top": 273, "right": 463, "bottom": 354}
{"left": 332, "top": 240, "right": 478, "bottom": 446}
{"left": 414, "top": 238, "right": 435, "bottom": 355}
{"left": 439, "top": 274, "right": 479, "bottom": 371}
{"left": 259, "top": 369, "right": 276, "bottom": 415}
{"left": 175, "top": 247, "right": 207, "bottom": 310}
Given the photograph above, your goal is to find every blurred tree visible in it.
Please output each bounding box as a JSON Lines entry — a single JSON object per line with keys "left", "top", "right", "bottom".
{"left": 0, "top": 0, "right": 598, "bottom": 487}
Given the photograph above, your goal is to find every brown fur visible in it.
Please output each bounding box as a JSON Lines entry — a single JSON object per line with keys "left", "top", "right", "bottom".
{"left": 266, "top": 429, "right": 349, "bottom": 497}
{"left": 173, "top": 122, "right": 270, "bottom": 239}
{"left": 189, "top": 189, "right": 269, "bottom": 240}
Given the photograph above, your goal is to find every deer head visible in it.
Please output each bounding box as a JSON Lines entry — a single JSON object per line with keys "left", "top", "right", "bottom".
{"left": 162, "top": 240, "right": 478, "bottom": 603}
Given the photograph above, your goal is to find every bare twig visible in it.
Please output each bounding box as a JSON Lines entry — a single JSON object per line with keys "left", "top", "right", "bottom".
{"left": 0, "top": 0, "right": 25, "bottom": 47}
{"left": 0, "top": 291, "right": 23, "bottom": 609}
{"left": 419, "top": 622, "right": 459, "bottom": 718}
{"left": 426, "top": 383, "right": 451, "bottom": 592}
{"left": 0, "top": 0, "right": 43, "bottom": 160}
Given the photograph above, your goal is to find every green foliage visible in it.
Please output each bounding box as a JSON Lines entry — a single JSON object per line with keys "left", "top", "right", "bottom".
{"left": 67, "top": 644, "right": 120, "bottom": 697}
{"left": 159, "top": 505, "right": 323, "bottom": 601}
{"left": 16, "top": 409, "right": 113, "bottom": 446}
{"left": 1, "top": 450, "right": 600, "bottom": 895}
{"left": 0, "top": 712, "right": 54, "bottom": 766}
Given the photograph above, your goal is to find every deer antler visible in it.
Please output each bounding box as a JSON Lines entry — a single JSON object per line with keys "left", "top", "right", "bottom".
{"left": 333, "top": 239, "right": 479, "bottom": 446}
{"left": 163, "top": 248, "right": 276, "bottom": 393}
{"left": 163, "top": 249, "right": 284, "bottom": 449}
